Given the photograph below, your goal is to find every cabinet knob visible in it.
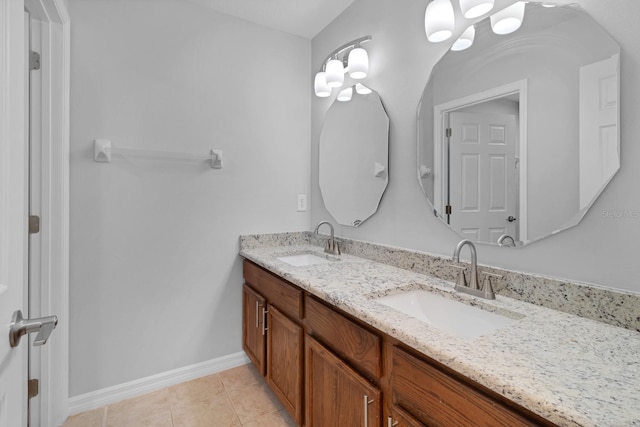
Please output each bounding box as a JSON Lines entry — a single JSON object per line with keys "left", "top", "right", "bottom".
{"left": 387, "top": 417, "right": 399, "bottom": 427}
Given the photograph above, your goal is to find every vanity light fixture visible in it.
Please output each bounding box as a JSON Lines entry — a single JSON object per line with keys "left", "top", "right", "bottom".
{"left": 459, "top": 0, "right": 494, "bottom": 19}
{"left": 314, "top": 36, "right": 372, "bottom": 98}
{"left": 425, "top": 0, "right": 455, "bottom": 42}
{"left": 314, "top": 72, "right": 331, "bottom": 98}
{"left": 355, "top": 83, "right": 373, "bottom": 95}
{"left": 325, "top": 58, "right": 345, "bottom": 88}
{"left": 490, "top": 1, "right": 526, "bottom": 35}
{"left": 424, "top": 1, "right": 527, "bottom": 50}
{"left": 451, "top": 25, "right": 476, "bottom": 51}
{"left": 337, "top": 87, "right": 353, "bottom": 102}
{"left": 348, "top": 47, "right": 369, "bottom": 79}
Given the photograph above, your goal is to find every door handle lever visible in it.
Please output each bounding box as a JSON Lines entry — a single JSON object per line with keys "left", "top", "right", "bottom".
{"left": 9, "top": 310, "right": 58, "bottom": 348}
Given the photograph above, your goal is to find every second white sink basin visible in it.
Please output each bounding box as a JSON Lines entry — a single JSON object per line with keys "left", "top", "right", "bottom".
{"left": 277, "top": 253, "right": 337, "bottom": 267}
{"left": 376, "top": 289, "right": 519, "bottom": 339}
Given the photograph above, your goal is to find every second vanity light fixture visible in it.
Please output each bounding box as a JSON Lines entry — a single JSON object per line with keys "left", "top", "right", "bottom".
{"left": 314, "top": 35, "right": 372, "bottom": 99}
{"left": 425, "top": 0, "right": 527, "bottom": 51}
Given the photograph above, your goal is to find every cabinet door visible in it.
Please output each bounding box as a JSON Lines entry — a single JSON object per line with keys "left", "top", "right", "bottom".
{"left": 266, "top": 305, "right": 304, "bottom": 425}
{"left": 242, "top": 284, "right": 266, "bottom": 375}
{"left": 306, "top": 335, "right": 381, "bottom": 427}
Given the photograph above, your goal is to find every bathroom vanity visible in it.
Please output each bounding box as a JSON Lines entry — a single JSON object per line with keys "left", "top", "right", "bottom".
{"left": 239, "top": 235, "right": 640, "bottom": 427}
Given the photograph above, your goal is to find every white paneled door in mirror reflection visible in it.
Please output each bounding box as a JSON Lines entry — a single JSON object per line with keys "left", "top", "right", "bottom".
{"left": 417, "top": 3, "right": 620, "bottom": 246}
{"left": 320, "top": 89, "right": 389, "bottom": 227}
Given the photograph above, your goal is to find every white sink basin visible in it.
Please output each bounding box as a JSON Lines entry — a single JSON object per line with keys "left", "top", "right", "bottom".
{"left": 375, "top": 289, "right": 518, "bottom": 339}
{"left": 277, "top": 253, "right": 337, "bottom": 267}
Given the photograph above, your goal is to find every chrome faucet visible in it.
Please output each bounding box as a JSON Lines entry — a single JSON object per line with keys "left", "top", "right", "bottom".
{"left": 497, "top": 234, "right": 516, "bottom": 247}
{"left": 451, "top": 239, "right": 495, "bottom": 299}
{"left": 452, "top": 239, "right": 479, "bottom": 290}
{"left": 314, "top": 221, "right": 340, "bottom": 256}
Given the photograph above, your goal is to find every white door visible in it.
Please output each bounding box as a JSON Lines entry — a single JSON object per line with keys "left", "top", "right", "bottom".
{"left": 448, "top": 111, "right": 518, "bottom": 244}
{"left": 579, "top": 54, "right": 620, "bottom": 210}
{"left": 0, "top": 3, "right": 29, "bottom": 426}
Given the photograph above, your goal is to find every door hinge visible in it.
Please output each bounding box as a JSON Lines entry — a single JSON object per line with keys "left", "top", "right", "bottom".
{"left": 445, "top": 205, "right": 452, "bottom": 215}
{"left": 29, "top": 215, "right": 40, "bottom": 234}
{"left": 29, "top": 51, "right": 41, "bottom": 71}
{"left": 28, "top": 379, "right": 39, "bottom": 399}
{"left": 446, "top": 128, "right": 452, "bottom": 138}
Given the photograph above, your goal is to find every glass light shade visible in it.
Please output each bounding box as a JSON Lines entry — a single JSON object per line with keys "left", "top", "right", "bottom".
{"left": 314, "top": 72, "right": 331, "bottom": 98}
{"left": 325, "top": 59, "right": 345, "bottom": 88}
{"left": 451, "top": 25, "right": 475, "bottom": 51}
{"left": 355, "top": 83, "right": 372, "bottom": 95}
{"left": 337, "top": 87, "right": 353, "bottom": 102}
{"left": 425, "top": 0, "right": 454, "bottom": 43}
{"left": 490, "top": 2, "right": 525, "bottom": 35}
{"left": 459, "top": 0, "right": 494, "bottom": 19}
{"left": 348, "top": 48, "right": 369, "bottom": 79}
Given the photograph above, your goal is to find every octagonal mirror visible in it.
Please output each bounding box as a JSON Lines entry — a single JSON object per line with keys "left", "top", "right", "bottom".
{"left": 417, "top": 3, "right": 620, "bottom": 246}
{"left": 319, "top": 88, "right": 389, "bottom": 227}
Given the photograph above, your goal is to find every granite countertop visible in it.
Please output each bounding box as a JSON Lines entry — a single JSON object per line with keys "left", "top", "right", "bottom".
{"left": 240, "top": 244, "right": 640, "bottom": 427}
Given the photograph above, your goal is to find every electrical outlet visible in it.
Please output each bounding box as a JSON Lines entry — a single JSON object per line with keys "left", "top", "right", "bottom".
{"left": 297, "top": 194, "right": 307, "bottom": 212}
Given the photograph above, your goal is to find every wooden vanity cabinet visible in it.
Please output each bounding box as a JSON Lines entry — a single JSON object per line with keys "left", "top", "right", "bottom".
{"left": 243, "top": 260, "right": 557, "bottom": 427}
{"left": 305, "top": 335, "right": 381, "bottom": 427}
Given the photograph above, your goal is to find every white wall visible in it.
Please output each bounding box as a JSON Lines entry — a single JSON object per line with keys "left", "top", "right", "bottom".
{"left": 311, "top": 0, "right": 640, "bottom": 293}
{"left": 69, "top": 0, "right": 311, "bottom": 396}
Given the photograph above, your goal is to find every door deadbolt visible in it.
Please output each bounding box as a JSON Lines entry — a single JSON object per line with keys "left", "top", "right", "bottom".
{"left": 9, "top": 310, "right": 58, "bottom": 348}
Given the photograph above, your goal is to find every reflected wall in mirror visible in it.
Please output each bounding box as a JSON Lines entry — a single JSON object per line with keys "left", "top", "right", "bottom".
{"left": 320, "top": 88, "right": 389, "bottom": 227}
{"left": 417, "top": 3, "right": 620, "bottom": 246}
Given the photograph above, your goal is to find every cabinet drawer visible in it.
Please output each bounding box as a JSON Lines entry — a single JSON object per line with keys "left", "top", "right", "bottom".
{"left": 389, "top": 405, "right": 426, "bottom": 427}
{"left": 392, "top": 346, "right": 551, "bottom": 427}
{"left": 243, "top": 260, "right": 303, "bottom": 320}
{"left": 243, "top": 259, "right": 261, "bottom": 288}
{"left": 305, "top": 295, "right": 381, "bottom": 380}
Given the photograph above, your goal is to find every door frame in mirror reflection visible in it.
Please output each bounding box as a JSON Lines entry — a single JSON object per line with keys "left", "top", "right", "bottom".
{"left": 319, "top": 89, "right": 389, "bottom": 227}
{"left": 433, "top": 80, "right": 528, "bottom": 244}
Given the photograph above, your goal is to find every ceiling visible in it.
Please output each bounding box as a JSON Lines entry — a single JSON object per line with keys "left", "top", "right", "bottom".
{"left": 186, "top": 0, "right": 357, "bottom": 39}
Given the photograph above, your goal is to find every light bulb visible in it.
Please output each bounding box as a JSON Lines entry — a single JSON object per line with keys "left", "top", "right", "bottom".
{"left": 325, "top": 59, "right": 345, "bottom": 88}
{"left": 348, "top": 47, "right": 369, "bottom": 79}
{"left": 459, "top": 0, "right": 494, "bottom": 19}
{"left": 314, "top": 72, "right": 331, "bottom": 98}
{"left": 451, "top": 25, "right": 475, "bottom": 51}
{"left": 337, "top": 87, "right": 353, "bottom": 102}
{"left": 425, "top": 0, "right": 455, "bottom": 43}
{"left": 355, "top": 83, "right": 372, "bottom": 95}
{"left": 490, "top": 1, "right": 525, "bottom": 35}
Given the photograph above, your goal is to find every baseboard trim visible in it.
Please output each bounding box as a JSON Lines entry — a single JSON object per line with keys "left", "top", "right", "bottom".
{"left": 68, "top": 352, "right": 250, "bottom": 415}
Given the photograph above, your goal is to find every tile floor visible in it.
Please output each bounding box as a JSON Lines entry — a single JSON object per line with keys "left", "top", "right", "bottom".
{"left": 62, "top": 364, "right": 297, "bottom": 427}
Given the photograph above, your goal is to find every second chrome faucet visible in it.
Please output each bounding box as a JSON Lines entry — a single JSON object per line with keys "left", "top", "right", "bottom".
{"left": 451, "top": 239, "right": 496, "bottom": 300}
{"left": 314, "top": 221, "right": 340, "bottom": 256}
